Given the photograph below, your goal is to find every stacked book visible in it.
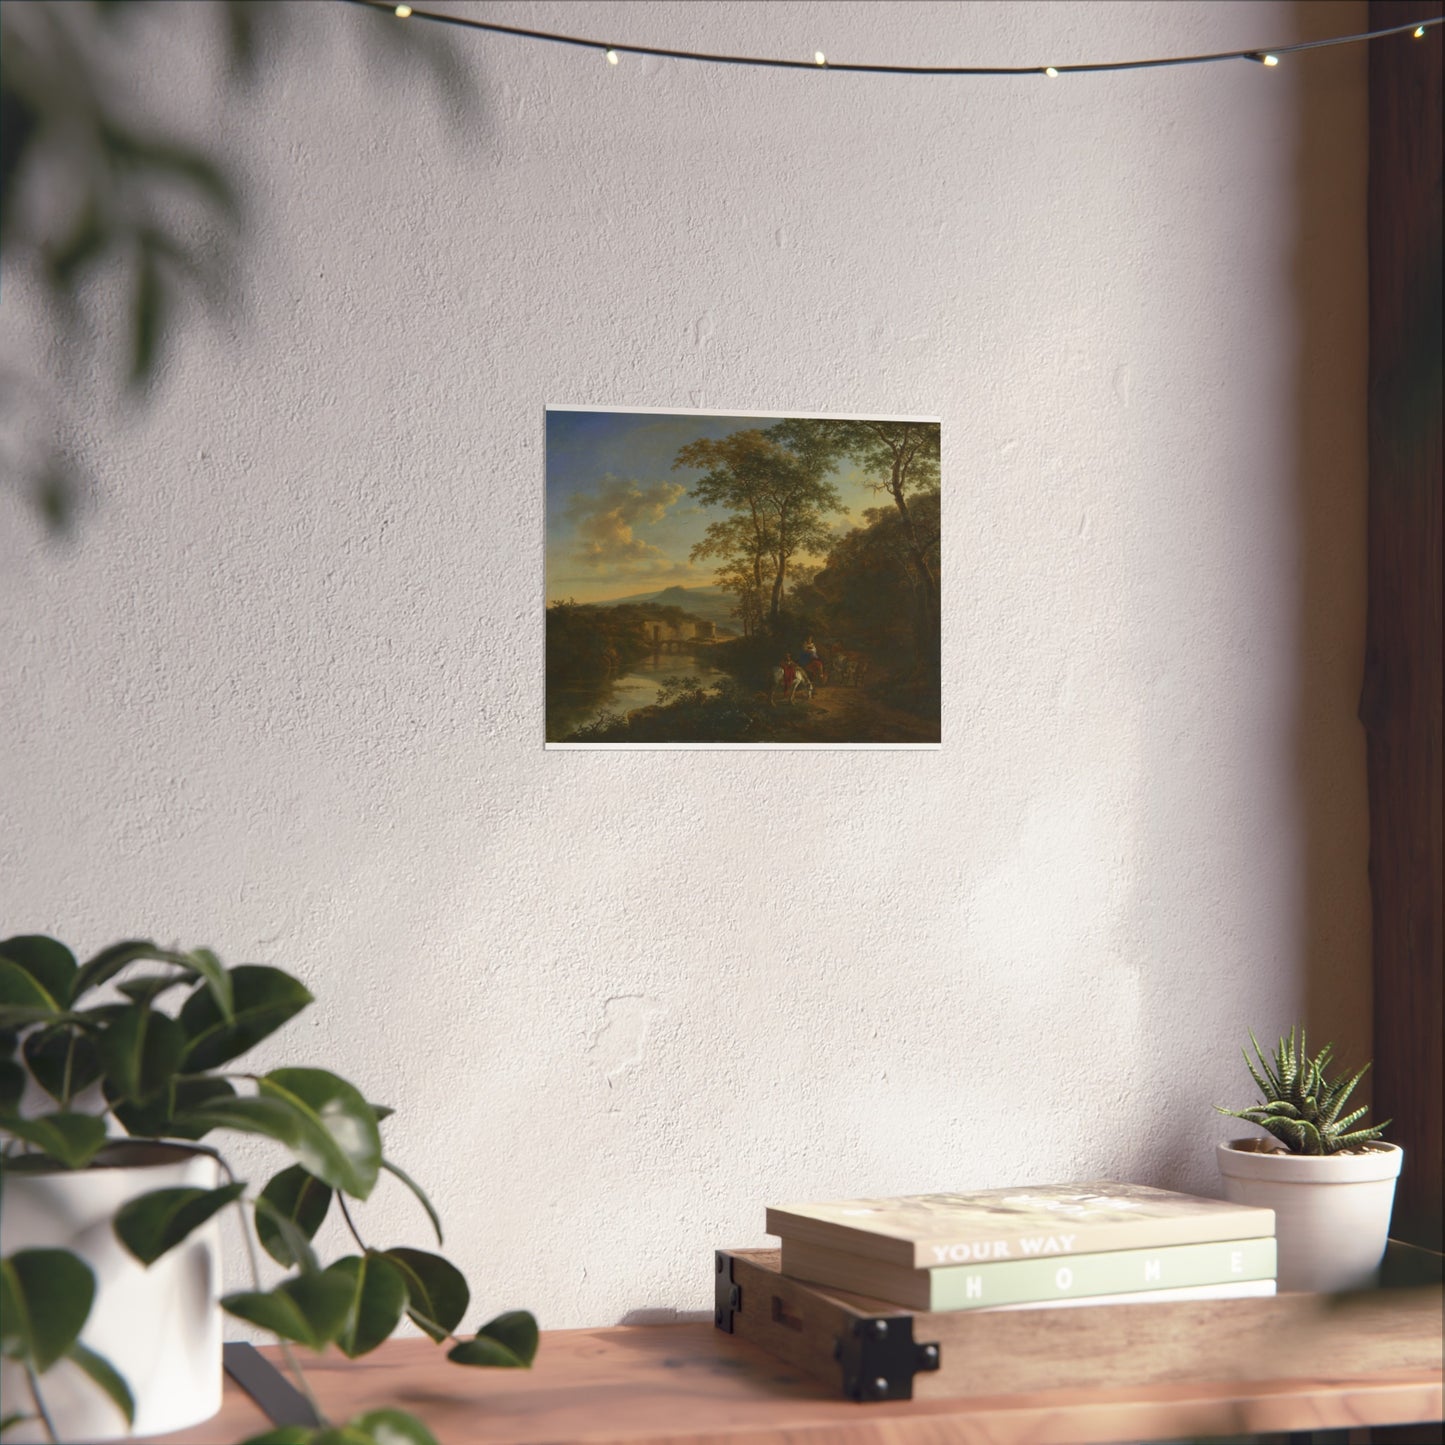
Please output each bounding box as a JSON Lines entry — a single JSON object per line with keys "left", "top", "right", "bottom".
{"left": 766, "top": 1181, "right": 1277, "bottom": 1312}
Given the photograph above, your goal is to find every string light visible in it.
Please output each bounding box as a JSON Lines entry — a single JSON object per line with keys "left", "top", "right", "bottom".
{"left": 338, "top": 2, "right": 1443, "bottom": 78}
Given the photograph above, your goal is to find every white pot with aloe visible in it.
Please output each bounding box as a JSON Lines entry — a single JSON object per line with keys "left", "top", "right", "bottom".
{"left": 1215, "top": 1025, "right": 1402, "bottom": 1294}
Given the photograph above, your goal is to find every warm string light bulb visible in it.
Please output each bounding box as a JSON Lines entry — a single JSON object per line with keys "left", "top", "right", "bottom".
{"left": 1414, "top": 26, "right": 1426, "bottom": 38}
{"left": 814, "top": 51, "right": 826, "bottom": 66}
{"left": 1044, "top": 66, "right": 1059, "bottom": 77}
{"left": 1263, "top": 52, "right": 1279, "bottom": 66}
{"left": 605, "top": 48, "right": 619, "bottom": 65}
{"left": 393, "top": 3, "right": 411, "bottom": 16}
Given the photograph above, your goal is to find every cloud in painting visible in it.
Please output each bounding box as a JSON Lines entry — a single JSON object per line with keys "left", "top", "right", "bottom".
{"left": 566, "top": 476, "right": 688, "bottom": 573}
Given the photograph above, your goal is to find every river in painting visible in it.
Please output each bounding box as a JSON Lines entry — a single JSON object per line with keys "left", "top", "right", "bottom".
{"left": 547, "top": 649, "right": 727, "bottom": 740}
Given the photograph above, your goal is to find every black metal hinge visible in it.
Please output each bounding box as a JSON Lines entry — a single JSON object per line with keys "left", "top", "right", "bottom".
{"left": 833, "top": 1313, "right": 941, "bottom": 1401}
{"left": 714, "top": 1250, "right": 742, "bottom": 1332}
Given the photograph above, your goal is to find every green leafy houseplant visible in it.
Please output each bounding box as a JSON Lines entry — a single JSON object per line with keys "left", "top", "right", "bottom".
{"left": 0, "top": 934, "right": 537, "bottom": 1445}
{"left": 1215, "top": 1025, "right": 1391, "bottom": 1156}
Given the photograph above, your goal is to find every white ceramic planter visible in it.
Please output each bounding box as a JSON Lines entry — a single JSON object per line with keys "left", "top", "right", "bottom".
{"left": 1216, "top": 1137, "right": 1403, "bottom": 1293}
{"left": 0, "top": 1141, "right": 224, "bottom": 1442}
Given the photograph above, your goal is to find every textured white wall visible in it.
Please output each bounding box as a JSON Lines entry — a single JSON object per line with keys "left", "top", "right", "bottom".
{"left": 0, "top": 1, "right": 1370, "bottom": 1330}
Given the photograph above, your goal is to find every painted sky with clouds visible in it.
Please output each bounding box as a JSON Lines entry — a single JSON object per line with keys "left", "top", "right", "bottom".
{"left": 545, "top": 409, "right": 885, "bottom": 605}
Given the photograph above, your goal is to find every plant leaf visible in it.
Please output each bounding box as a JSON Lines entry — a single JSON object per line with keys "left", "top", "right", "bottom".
{"left": 116, "top": 975, "right": 191, "bottom": 1007}
{"left": 105, "top": 1072, "right": 237, "bottom": 1141}
{"left": 171, "top": 1094, "right": 309, "bottom": 1153}
{"left": 179, "top": 966, "right": 312, "bottom": 1071}
{"left": 382, "top": 1248, "right": 468, "bottom": 1342}
{"left": 0, "top": 1112, "right": 108, "bottom": 1168}
{"left": 1, "top": 1414, "right": 36, "bottom": 1435}
{"left": 113, "top": 1182, "right": 245, "bottom": 1266}
{"left": 0, "top": 1248, "right": 95, "bottom": 1371}
{"left": 44, "top": 197, "right": 107, "bottom": 289}
{"left": 97, "top": 1005, "right": 187, "bottom": 1103}
{"left": 326, "top": 1253, "right": 407, "bottom": 1359}
{"left": 0, "top": 1007, "right": 58, "bottom": 1031}
{"left": 67, "top": 1341, "right": 135, "bottom": 1426}
{"left": 252, "top": 1196, "right": 321, "bottom": 1276}
{"left": 220, "top": 1286, "right": 315, "bottom": 1346}
{"left": 0, "top": 938, "right": 76, "bottom": 1008}
{"left": 102, "top": 126, "right": 240, "bottom": 219}
{"left": 256, "top": 1165, "right": 332, "bottom": 1268}
{"left": 380, "top": 1158, "right": 442, "bottom": 1246}
{"left": 154, "top": 1076, "right": 240, "bottom": 1141}
{"left": 1330, "top": 1104, "right": 1371, "bottom": 1134}
{"left": 351, "top": 1409, "right": 441, "bottom": 1445}
{"left": 1333, "top": 1121, "right": 1392, "bottom": 1151}
{"left": 258, "top": 1070, "right": 381, "bottom": 1200}
{"left": 0, "top": 960, "right": 60, "bottom": 1027}
{"left": 73, "top": 1003, "right": 131, "bottom": 1032}
{"left": 223, "top": 1273, "right": 353, "bottom": 1351}
{"left": 72, "top": 941, "right": 178, "bottom": 1000}
{"left": 0, "top": 1060, "right": 25, "bottom": 1114}
{"left": 0, "top": 1260, "right": 23, "bottom": 1359}
{"left": 129, "top": 237, "right": 164, "bottom": 388}
{"left": 447, "top": 1310, "right": 538, "bottom": 1368}
{"left": 104, "top": 1076, "right": 172, "bottom": 1140}
{"left": 175, "top": 1087, "right": 376, "bottom": 1200}
{"left": 23, "top": 1027, "right": 102, "bottom": 1102}
{"left": 182, "top": 948, "right": 233, "bottom": 1022}
{"left": 477, "top": 1309, "right": 538, "bottom": 1365}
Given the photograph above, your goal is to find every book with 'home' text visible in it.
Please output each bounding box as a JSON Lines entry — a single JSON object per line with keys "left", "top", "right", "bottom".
{"left": 779, "top": 1234, "right": 1278, "bottom": 1310}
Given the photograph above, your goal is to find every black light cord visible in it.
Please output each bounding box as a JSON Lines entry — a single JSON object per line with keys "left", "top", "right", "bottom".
{"left": 338, "top": 1, "right": 1441, "bottom": 77}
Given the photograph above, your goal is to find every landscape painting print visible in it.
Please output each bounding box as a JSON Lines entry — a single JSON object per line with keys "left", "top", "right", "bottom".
{"left": 546, "top": 407, "right": 941, "bottom": 747}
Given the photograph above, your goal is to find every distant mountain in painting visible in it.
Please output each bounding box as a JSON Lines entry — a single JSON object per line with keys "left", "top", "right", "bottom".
{"left": 594, "top": 585, "right": 738, "bottom": 629}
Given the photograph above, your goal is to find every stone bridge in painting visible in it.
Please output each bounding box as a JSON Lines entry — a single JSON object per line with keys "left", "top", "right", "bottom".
{"left": 649, "top": 620, "right": 718, "bottom": 652}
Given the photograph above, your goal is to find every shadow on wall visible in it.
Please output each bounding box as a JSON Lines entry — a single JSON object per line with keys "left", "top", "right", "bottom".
{"left": 1131, "top": 0, "right": 1373, "bottom": 1196}
{"left": 0, "top": 0, "right": 474, "bottom": 536}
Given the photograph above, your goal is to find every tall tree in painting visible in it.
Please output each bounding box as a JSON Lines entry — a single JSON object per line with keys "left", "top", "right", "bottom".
{"left": 832, "top": 420, "right": 940, "bottom": 597}
{"left": 770, "top": 418, "right": 940, "bottom": 663}
{"left": 689, "top": 516, "right": 768, "bottom": 636}
{"left": 675, "top": 429, "right": 841, "bottom": 634}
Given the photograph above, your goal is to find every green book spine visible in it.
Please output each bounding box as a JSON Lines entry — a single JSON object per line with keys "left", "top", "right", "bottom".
{"left": 928, "top": 1236, "right": 1277, "bottom": 1309}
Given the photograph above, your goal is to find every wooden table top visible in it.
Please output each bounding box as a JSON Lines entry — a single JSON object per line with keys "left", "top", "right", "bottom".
{"left": 150, "top": 1320, "right": 1444, "bottom": 1445}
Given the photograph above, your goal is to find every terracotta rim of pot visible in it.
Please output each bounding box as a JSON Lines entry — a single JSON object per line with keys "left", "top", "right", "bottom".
{"left": 1217, "top": 1137, "right": 1403, "bottom": 1183}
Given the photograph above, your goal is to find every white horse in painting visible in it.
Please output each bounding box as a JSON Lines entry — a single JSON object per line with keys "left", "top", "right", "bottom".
{"left": 769, "top": 665, "right": 814, "bottom": 705}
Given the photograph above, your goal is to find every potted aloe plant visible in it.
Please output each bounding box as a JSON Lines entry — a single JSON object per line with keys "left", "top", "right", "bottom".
{"left": 1215, "top": 1025, "right": 1402, "bottom": 1293}
{"left": 0, "top": 934, "right": 537, "bottom": 1444}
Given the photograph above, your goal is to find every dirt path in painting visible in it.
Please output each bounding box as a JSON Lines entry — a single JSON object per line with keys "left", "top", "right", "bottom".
{"left": 765, "top": 683, "right": 939, "bottom": 744}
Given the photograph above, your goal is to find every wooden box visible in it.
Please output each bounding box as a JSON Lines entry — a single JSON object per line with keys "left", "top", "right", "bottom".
{"left": 715, "top": 1242, "right": 1445, "bottom": 1404}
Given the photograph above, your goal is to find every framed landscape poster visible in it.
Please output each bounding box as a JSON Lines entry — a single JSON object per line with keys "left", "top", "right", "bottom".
{"left": 545, "top": 406, "right": 941, "bottom": 749}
